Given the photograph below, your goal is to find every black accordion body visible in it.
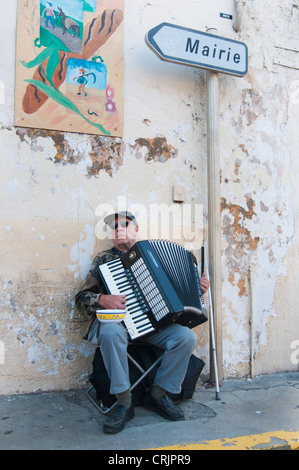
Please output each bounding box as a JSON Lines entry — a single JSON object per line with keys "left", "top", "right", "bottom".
{"left": 98, "top": 240, "right": 208, "bottom": 341}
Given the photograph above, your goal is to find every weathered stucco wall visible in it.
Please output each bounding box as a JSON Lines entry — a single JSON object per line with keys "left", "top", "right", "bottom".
{"left": 0, "top": 0, "right": 298, "bottom": 395}
{"left": 219, "top": 0, "right": 299, "bottom": 377}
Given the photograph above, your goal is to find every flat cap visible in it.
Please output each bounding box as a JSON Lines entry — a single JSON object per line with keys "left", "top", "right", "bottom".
{"left": 103, "top": 211, "right": 137, "bottom": 227}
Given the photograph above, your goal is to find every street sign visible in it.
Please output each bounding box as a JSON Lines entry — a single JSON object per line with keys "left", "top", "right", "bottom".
{"left": 145, "top": 22, "right": 248, "bottom": 77}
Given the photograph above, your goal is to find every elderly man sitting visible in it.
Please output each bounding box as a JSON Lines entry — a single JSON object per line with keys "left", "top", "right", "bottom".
{"left": 75, "top": 211, "right": 209, "bottom": 434}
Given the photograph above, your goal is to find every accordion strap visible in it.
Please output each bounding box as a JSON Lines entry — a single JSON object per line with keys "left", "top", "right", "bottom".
{"left": 183, "top": 306, "right": 203, "bottom": 317}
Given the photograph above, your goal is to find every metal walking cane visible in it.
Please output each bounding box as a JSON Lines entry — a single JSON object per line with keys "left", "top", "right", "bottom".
{"left": 203, "top": 233, "right": 221, "bottom": 400}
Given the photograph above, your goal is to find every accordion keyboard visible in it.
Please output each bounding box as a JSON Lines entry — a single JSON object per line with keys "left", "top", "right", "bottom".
{"left": 99, "top": 258, "right": 155, "bottom": 340}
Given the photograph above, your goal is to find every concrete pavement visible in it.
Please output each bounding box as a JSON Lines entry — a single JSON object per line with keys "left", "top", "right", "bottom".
{"left": 0, "top": 371, "right": 298, "bottom": 451}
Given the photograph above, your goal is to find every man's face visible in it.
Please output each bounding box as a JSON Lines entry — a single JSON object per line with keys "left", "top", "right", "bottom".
{"left": 112, "top": 216, "right": 138, "bottom": 252}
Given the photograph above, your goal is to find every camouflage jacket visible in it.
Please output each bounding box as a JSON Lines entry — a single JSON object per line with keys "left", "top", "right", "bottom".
{"left": 75, "top": 246, "right": 123, "bottom": 333}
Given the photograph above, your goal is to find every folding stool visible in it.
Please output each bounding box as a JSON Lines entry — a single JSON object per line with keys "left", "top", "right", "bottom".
{"left": 86, "top": 343, "right": 164, "bottom": 415}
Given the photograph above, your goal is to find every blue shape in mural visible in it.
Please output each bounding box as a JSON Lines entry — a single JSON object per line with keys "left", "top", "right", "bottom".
{"left": 66, "top": 58, "right": 107, "bottom": 94}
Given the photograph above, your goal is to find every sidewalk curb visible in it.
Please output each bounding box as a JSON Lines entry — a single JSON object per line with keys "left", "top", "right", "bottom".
{"left": 146, "top": 429, "right": 299, "bottom": 450}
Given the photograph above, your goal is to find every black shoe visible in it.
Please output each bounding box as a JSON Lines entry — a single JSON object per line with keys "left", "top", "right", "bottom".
{"left": 103, "top": 404, "right": 134, "bottom": 434}
{"left": 143, "top": 392, "right": 185, "bottom": 421}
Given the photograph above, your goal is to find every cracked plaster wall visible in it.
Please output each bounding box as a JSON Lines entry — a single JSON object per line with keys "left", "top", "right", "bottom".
{"left": 219, "top": 1, "right": 299, "bottom": 376}
{"left": 0, "top": 0, "right": 298, "bottom": 394}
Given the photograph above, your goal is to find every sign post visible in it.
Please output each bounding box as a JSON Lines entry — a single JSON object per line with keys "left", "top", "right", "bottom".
{"left": 205, "top": 28, "right": 223, "bottom": 384}
{"left": 146, "top": 22, "right": 248, "bottom": 385}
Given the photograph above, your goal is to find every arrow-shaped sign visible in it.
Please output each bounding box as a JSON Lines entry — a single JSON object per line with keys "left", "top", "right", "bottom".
{"left": 145, "top": 23, "right": 248, "bottom": 77}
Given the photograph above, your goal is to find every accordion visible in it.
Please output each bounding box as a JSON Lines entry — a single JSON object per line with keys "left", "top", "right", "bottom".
{"left": 98, "top": 240, "right": 208, "bottom": 341}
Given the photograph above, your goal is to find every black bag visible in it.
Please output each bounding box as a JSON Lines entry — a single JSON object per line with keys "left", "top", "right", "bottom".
{"left": 168, "top": 354, "right": 205, "bottom": 401}
{"left": 89, "top": 344, "right": 205, "bottom": 408}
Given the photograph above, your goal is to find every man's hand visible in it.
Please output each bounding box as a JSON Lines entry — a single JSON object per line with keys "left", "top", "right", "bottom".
{"left": 199, "top": 272, "right": 210, "bottom": 294}
{"left": 99, "top": 294, "right": 126, "bottom": 310}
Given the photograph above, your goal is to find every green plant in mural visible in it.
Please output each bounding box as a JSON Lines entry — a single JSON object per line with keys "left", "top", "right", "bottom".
{"left": 20, "top": 44, "right": 111, "bottom": 135}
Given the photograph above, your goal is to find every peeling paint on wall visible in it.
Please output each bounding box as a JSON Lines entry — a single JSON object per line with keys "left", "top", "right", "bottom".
{"left": 221, "top": 196, "right": 260, "bottom": 297}
{"left": 240, "top": 89, "right": 266, "bottom": 127}
{"left": 15, "top": 128, "right": 177, "bottom": 177}
{"left": 86, "top": 136, "right": 124, "bottom": 178}
{"left": 131, "top": 136, "right": 178, "bottom": 163}
{"left": 15, "top": 127, "right": 123, "bottom": 177}
{"left": 0, "top": 272, "right": 94, "bottom": 394}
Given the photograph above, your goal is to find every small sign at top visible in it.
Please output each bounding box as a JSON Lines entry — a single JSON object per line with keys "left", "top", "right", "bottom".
{"left": 145, "top": 22, "right": 248, "bottom": 77}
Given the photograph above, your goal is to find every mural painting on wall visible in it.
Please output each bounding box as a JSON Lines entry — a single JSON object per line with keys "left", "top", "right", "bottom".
{"left": 15, "top": 0, "right": 124, "bottom": 137}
